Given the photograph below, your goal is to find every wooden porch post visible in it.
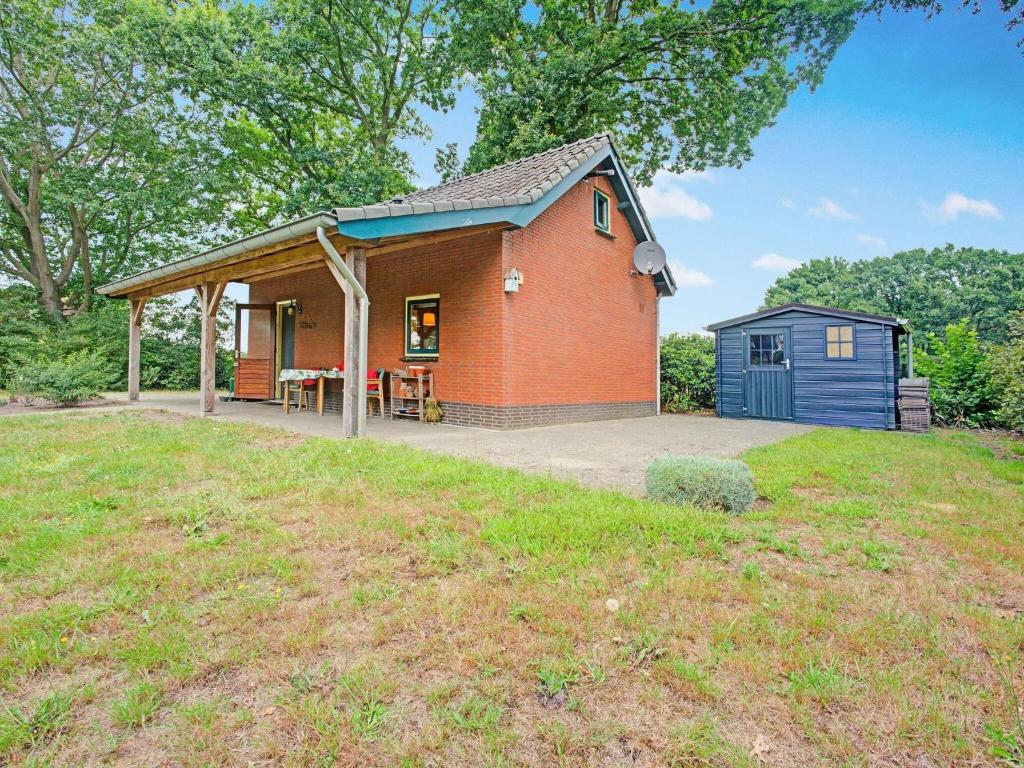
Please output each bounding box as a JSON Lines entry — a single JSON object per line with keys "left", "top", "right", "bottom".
{"left": 343, "top": 246, "right": 367, "bottom": 438}
{"left": 196, "top": 280, "right": 227, "bottom": 415}
{"left": 128, "top": 298, "right": 146, "bottom": 401}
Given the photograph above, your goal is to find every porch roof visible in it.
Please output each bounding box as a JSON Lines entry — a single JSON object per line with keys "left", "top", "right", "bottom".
{"left": 97, "top": 134, "right": 676, "bottom": 299}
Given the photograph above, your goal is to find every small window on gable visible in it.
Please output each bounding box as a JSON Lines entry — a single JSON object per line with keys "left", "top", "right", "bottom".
{"left": 594, "top": 189, "right": 610, "bottom": 233}
{"left": 406, "top": 295, "right": 439, "bottom": 357}
{"left": 825, "top": 324, "right": 854, "bottom": 359}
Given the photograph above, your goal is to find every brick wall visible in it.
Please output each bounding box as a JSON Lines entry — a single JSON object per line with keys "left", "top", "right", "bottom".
{"left": 244, "top": 176, "right": 659, "bottom": 427}
{"left": 502, "top": 175, "right": 658, "bottom": 410}
{"left": 365, "top": 230, "right": 506, "bottom": 406}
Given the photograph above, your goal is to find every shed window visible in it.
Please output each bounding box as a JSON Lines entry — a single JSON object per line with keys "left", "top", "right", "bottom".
{"left": 826, "top": 325, "right": 854, "bottom": 359}
{"left": 749, "top": 333, "right": 785, "bottom": 366}
{"left": 406, "top": 295, "right": 439, "bottom": 357}
{"left": 594, "top": 189, "right": 610, "bottom": 233}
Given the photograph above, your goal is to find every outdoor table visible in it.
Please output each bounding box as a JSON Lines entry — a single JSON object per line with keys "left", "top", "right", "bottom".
{"left": 279, "top": 369, "right": 344, "bottom": 415}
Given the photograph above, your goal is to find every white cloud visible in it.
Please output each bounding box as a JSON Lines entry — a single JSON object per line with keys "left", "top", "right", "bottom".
{"left": 752, "top": 253, "right": 801, "bottom": 271}
{"left": 856, "top": 233, "right": 887, "bottom": 251}
{"left": 669, "top": 260, "right": 713, "bottom": 288}
{"left": 780, "top": 197, "right": 796, "bottom": 209}
{"left": 932, "top": 191, "right": 1002, "bottom": 221}
{"left": 638, "top": 171, "right": 713, "bottom": 220}
{"left": 808, "top": 197, "right": 858, "bottom": 221}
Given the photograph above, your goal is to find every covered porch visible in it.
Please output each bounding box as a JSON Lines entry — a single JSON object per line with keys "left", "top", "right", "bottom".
{"left": 100, "top": 213, "right": 509, "bottom": 437}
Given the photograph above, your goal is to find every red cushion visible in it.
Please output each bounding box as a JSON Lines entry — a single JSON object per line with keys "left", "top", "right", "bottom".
{"left": 302, "top": 378, "right": 316, "bottom": 386}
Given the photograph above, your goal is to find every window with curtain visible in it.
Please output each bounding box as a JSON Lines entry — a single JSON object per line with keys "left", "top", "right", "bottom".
{"left": 405, "top": 295, "right": 439, "bottom": 357}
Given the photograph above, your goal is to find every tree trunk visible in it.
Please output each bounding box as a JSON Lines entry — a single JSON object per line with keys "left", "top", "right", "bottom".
{"left": 29, "top": 229, "right": 63, "bottom": 319}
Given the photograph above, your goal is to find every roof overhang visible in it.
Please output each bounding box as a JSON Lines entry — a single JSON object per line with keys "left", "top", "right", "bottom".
{"left": 97, "top": 212, "right": 341, "bottom": 299}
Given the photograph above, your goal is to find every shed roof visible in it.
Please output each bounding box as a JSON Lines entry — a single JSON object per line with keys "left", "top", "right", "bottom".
{"left": 705, "top": 303, "right": 911, "bottom": 333}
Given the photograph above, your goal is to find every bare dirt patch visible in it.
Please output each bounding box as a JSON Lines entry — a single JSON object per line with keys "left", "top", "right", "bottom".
{"left": 0, "top": 396, "right": 113, "bottom": 414}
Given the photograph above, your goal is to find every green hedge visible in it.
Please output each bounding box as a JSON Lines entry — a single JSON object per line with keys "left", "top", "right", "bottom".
{"left": 660, "top": 332, "right": 716, "bottom": 413}
{"left": 646, "top": 455, "right": 756, "bottom": 514}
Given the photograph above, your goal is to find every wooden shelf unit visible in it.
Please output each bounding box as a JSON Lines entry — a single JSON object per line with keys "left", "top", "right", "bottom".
{"left": 390, "top": 373, "right": 433, "bottom": 421}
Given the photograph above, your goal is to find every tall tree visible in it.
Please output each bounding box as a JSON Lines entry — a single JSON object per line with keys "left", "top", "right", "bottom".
{"left": 762, "top": 245, "right": 1024, "bottom": 344}
{"left": 456, "top": 0, "right": 863, "bottom": 184}
{"left": 0, "top": 0, "right": 228, "bottom": 318}
{"left": 151, "top": 0, "right": 461, "bottom": 229}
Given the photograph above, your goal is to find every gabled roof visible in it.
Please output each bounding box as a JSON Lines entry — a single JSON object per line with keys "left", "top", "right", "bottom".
{"left": 98, "top": 134, "right": 675, "bottom": 298}
{"left": 403, "top": 135, "right": 610, "bottom": 208}
{"left": 705, "top": 303, "right": 911, "bottom": 333}
{"left": 330, "top": 133, "right": 673, "bottom": 295}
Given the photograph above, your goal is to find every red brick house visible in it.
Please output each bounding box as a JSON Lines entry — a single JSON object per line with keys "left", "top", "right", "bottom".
{"left": 99, "top": 134, "right": 676, "bottom": 434}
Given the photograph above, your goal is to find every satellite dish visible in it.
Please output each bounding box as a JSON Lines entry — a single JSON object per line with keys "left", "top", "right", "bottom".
{"left": 632, "top": 241, "right": 666, "bottom": 275}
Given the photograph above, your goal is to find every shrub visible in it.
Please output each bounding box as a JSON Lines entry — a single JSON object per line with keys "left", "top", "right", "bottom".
{"left": 660, "top": 333, "right": 716, "bottom": 412}
{"left": 915, "top": 320, "right": 999, "bottom": 427}
{"left": 646, "top": 455, "right": 756, "bottom": 514}
{"left": 990, "top": 313, "right": 1024, "bottom": 433}
{"left": 16, "top": 351, "right": 117, "bottom": 406}
{"left": 0, "top": 287, "right": 234, "bottom": 393}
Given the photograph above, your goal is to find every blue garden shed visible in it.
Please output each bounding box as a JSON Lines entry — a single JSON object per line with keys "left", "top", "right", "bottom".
{"left": 706, "top": 304, "right": 913, "bottom": 429}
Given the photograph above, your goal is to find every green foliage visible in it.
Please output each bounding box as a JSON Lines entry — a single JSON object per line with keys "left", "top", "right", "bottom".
{"left": 660, "top": 333, "right": 716, "bottom": 413}
{"left": 459, "top": 0, "right": 862, "bottom": 185}
{"left": 990, "top": 313, "right": 1024, "bottom": 433}
{"left": 0, "top": 286, "right": 232, "bottom": 395}
{"left": 16, "top": 351, "right": 116, "bottom": 407}
{"left": 646, "top": 455, "right": 756, "bottom": 515}
{"left": 763, "top": 246, "right": 1024, "bottom": 344}
{"left": 916, "top": 321, "right": 999, "bottom": 428}
{"left": 111, "top": 679, "right": 164, "bottom": 728}
{"left": 0, "top": 691, "right": 73, "bottom": 752}
{"left": 149, "top": 0, "right": 458, "bottom": 229}
{"left": 0, "top": 0, "right": 230, "bottom": 316}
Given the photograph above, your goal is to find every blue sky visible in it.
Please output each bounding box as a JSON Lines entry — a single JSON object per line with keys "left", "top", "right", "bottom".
{"left": 398, "top": 6, "right": 1024, "bottom": 334}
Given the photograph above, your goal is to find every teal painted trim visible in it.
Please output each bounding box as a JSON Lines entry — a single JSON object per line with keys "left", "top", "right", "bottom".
{"left": 337, "top": 206, "right": 516, "bottom": 240}
{"left": 336, "top": 147, "right": 614, "bottom": 241}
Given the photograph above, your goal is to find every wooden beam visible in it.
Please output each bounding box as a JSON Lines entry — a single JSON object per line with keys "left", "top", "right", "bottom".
{"left": 125, "top": 234, "right": 352, "bottom": 300}
{"left": 206, "top": 280, "right": 227, "bottom": 318}
{"left": 322, "top": 254, "right": 346, "bottom": 292}
{"left": 128, "top": 297, "right": 146, "bottom": 401}
{"left": 241, "top": 258, "right": 325, "bottom": 284}
{"left": 197, "top": 281, "right": 225, "bottom": 415}
{"left": 117, "top": 231, "right": 347, "bottom": 298}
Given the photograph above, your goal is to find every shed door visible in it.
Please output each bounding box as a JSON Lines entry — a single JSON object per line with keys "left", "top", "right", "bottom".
{"left": 743, "top": 328, "right": 793, "bottom": 420}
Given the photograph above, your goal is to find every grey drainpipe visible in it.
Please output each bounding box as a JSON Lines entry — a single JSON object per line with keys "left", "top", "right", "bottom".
{"left": 317, "top": 227, "right": 369, "bottom": 435}
{"left": 655, "top": 297, "right": 661, "bottom": 415}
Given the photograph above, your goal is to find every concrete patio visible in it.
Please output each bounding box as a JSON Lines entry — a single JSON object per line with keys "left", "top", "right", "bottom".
{"left": 95, "top": 392, "right": 811, "bottom": 494}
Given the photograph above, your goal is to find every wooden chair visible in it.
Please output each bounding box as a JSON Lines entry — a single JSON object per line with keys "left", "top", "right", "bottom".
{"left": 296, "top": 378, "right": 316, "bottom": 411}
{"left": 367, "top": 370, "right": 385, "bottom": 417}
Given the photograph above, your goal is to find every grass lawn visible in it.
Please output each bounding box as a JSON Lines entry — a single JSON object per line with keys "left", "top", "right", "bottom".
{"left": 1, "top": 411, "right": 1022, "bottom": 766}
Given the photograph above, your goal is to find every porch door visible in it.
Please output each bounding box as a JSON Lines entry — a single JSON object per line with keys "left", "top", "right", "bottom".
{"left": 275, "top": 302, "right": 296, "bottom": 397}
{"left": 743, "top": 327, "right": 794, "bottom": 420}
{"left": 233, "top": 304, "right": 277, "bottom": 400}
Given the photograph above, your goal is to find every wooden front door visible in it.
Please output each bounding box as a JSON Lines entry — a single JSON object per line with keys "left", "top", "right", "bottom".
{"left": 742, "top": 327, "right": 794, "bottom": 420}
{"left": 233, "top": 304, "right": 277, "bottom": 401}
